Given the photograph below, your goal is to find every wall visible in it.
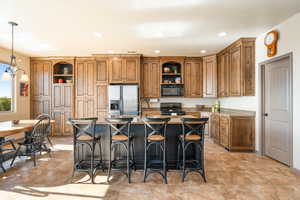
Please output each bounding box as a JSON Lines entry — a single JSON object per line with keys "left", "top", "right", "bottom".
{"left": 255, "top": 12, "right": 300, "bottom": 170}
{"left": 0, "top": 47, "right": 30, "bottom": 122}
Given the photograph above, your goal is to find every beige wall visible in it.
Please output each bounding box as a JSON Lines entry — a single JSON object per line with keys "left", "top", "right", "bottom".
{"left": 0, "top": 47, "right": 30, "bottom": 122}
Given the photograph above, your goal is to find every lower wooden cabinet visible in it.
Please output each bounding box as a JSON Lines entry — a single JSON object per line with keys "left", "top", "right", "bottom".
{"left": 210, "top": 113, "right": 255, "bottom": 151}
{"left": 210, "top": 113, "right": 220, "bottom": 144}
{"left": 219, "top": 115, "right": 230, "bottom": 148}
{"left": 52, "top": 111, "right": 72, "bottom": 136}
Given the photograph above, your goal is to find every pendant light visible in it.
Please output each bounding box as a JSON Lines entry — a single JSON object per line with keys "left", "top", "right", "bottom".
{"left": 1, "top": 22, "right": 29, "bottom": 82}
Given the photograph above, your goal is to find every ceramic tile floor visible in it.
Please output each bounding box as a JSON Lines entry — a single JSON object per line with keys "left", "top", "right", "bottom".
{"left": 0, "top": 137, "right": 300, "bottom": 200}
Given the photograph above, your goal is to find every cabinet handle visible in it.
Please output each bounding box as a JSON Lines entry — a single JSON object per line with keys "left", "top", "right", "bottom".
{"left": 264, "top": 113, "right": 268, "bottom": 117}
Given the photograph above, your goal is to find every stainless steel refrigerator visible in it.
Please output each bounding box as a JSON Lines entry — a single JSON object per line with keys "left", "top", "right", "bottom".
{"left": 108, "top": 85, "right": 139, "bottom": 116}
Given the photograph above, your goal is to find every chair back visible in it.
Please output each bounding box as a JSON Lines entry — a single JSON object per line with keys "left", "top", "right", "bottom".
{"left": 68, "top": 117, "right": 98, "bottom": 139}
{"left": 180, "top": 117, "right": 209, "bottom": 143}
{"left": 142, "top": 117, "right": 170, "bottom": 139}
{"left": 105, "top": 117, "right": 133, "bottom": 138}
{"left": 31, "top": 114, "right": 51, "bottom": 139}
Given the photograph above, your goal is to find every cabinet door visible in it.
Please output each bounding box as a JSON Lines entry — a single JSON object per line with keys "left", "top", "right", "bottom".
{"left": 185, "top": 60, "right": 202, "bottom": 97}
{"left": 53, "top": 84, "right": 62, "bottom": 109}
{"left": 243, "top": 42, "right": 255, "bottom": 96}
{"left": 230, "top": 45, "right": 242, "bottom": 96}
{"left": 203, "top": 55, "right": 217, "bottom": 97}
{"left": 124, "top": 59, "right": 139, "bottom": 83}
{"left": 210, "top": 113, "right": 220, "bottom": 144}
{"left": 218, "top": 53, "right": 230, "bottom": 97}
{"left": 96, "top": 84, "right": 108, "bottom": 110}
{"left": 142, "top": 60, "right": 160, "bottom": 98}
{"left": 86, "top": 62, "right": 96, "bottom": 97}
{"left": 96, "top": 60, "right": 108, "bottom": 83}
{"left": 52, "top": 111, "right": 63, "bottom": 136}
{"left": 63, "top": 85, "right": 73, "bottom": 109}
{"left": 63, "top": 111, "right": 72, "bottom": 135}
{"left": 109, "top": 59, "right": 123, "bottom": 83}
{"left": 219, "top": 116, "right": 230, "bottom": 148}
{"left": 230, "top": 117, "right": 255, "bottom": 151}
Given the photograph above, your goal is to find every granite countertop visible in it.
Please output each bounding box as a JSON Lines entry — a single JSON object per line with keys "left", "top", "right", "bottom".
{"left": 142, "top": 107, "right": 256, "bottom": 117}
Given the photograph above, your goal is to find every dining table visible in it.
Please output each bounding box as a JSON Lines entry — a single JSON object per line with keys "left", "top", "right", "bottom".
{"left": 0, "top": 120, "right": 55, "bottom": 138}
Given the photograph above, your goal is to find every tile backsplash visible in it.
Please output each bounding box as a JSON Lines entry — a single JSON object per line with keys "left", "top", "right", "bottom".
{"left": 142, "top": 98, "right": 218, "bottom": 108}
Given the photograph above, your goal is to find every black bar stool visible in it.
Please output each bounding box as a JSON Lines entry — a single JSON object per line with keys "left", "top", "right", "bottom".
{"left": 69, "top": 117, "right": 105, "bottom": 184}
{"left": 106, "top": 117, "right": 135, "bottom": 183}
{"left": 142, "top": 117, "right": 170, "bottom": 184}
{"left": 177, "top": 117, "right": 208, "bottom": 182}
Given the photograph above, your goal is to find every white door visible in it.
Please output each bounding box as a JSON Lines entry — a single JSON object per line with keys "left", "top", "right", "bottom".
{"left": 264, "top": 56, "right": 292, "bottom": 166}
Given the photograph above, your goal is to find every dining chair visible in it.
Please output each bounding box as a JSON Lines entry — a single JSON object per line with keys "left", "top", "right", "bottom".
{"left": 10, "top": 115, "right": 52, "bottom": 167}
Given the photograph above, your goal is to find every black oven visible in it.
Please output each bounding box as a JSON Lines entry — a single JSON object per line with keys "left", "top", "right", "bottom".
{"left": 161, "top": 84, "right": 184, "bottom": 97}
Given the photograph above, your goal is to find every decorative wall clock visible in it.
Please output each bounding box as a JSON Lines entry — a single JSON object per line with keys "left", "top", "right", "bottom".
{"left": 264, "top": 30, "right": 279, "bottom": 57}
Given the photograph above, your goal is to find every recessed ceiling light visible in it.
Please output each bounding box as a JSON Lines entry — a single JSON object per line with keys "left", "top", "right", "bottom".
{"left": 218, "top": 32, "right": 227, "bottom": 37}
{"left": 154, "top": 50, "right": 160, "bottom": 54}
{"left": 93, "top": 32, "right": 103, "bottom": 38}
{"left": 200, "top": 50, "right": 207, "bottom": 54}
{"left": 107, "top": 50, "right": 114, "bottom": 54}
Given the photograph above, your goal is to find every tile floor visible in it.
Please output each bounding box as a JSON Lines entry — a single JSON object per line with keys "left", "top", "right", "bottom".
{"left": 0, "top": 137, "right": 300, "bottom": 200}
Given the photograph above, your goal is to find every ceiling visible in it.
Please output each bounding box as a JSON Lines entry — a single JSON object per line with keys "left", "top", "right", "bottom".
{"left": 0, "top": 0, "right": 300, "bottom": 57}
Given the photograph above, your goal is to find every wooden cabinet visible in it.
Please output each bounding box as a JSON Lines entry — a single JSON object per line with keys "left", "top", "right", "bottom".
{"left": 30, "top": 60, "right": 52, "bottom": 118}
{"left": 203, "top": 55, "right": 217, "bottom": 98}
{"left": 230, "top": 116, "right": 255, "bottom": 151}
{"left": 52, "top": 84, "right": 73, "bottom": 135}
{"left": 219, "top": 115, "right": 230, "bottom": 148}
{"left": 52, "top": 84, "right": 73, "bottom": 110}
{"left": 210, "top": 113, "right": 220, "bottom": 144}
{"left": 210, "top": 112, "right": 255, "bottom": 151}
{"left": 217, "top": 51, "right": 230, "bottom": 97}
{"left": 230, "top": 45, "right": 243, "bottom": 96}
{"left": 108, "top": 55, "right": 141, "bottom": 84}
{"left": 216, "top": 38, "right": 255, "bottom": 97}
{"left": 75, "top": 58, "right": 96, "bottom": 118}
{"left": 184, "top": 58, "right": 203, "bottom": 98}
{"left": 142, "top": 57, "right": 160, "bottom": 98}
{"left": 226, "top": 38, "right": 256, "bottom": 96}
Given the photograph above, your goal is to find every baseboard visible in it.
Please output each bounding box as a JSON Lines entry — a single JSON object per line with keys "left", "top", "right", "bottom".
{"left": 292, "top": 168, "right": 300, "bottom": 176}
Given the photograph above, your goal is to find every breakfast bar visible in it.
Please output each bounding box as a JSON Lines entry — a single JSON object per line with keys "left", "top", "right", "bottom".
{"left": 71, "top": 115, "right": 204, "bottom": 169}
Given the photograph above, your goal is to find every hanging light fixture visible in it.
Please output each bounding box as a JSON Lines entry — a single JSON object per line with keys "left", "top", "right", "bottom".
{"left": 1, "top": 22, "right": 29, "bottom": 82}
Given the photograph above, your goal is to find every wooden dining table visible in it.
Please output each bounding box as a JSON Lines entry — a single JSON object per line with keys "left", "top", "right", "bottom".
{"left": 0, "top": 120, "right": 55, "bottom": 138}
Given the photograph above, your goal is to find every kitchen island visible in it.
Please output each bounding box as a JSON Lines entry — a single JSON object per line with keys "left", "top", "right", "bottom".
{"left": 72, "top": 115, "right": 203, "bottom": 169}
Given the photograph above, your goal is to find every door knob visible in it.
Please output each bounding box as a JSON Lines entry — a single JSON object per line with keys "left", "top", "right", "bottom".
{"left": 264, "top": 113, "right": 268, "bottom": 117}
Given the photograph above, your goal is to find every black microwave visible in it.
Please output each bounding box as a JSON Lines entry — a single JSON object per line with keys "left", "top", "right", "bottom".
{"left": 161, "top": 84, "right": 184, "bottom": 97}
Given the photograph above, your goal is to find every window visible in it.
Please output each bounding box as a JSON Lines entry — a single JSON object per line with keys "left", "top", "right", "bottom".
{"left": 0, "top": 63, "right": 14, "bottom": 112}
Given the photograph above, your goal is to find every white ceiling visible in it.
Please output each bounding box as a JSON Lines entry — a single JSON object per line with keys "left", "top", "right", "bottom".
{"left": 0, "top": 0, "right": 300, "bottom": 57}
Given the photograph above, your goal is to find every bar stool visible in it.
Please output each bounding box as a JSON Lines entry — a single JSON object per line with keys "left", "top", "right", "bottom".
{"left": 69, "top": 117, "right": 105, "bottom": 184}
{"left": 142, "top": 117, "right": 170, "bottom": 184}
{"left": 177, "top": 117, "right": 208, "bottom": 182}
{"left": 106, "top": 117, "right": 135, "bottom": 183}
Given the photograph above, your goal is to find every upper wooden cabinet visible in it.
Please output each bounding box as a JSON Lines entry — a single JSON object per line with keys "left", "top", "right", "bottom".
{"left": 184, "top": 57, "right": 203, "bottom": 98}
{"left": 217, "top": 38, "right": 256, "bottom": 97}
{"left": 203, "top": 55, "right": 218, "bottom": 98}
{"left": 217, "top": 50, "right": 230, "bottom": 97}
{"left": 96, "top": 58, "right": 109, "bottom": 83}
{"left": 141, "top": 57, "right": 160, "bottom": 98}
{"left": 107, "top": 54, "right": 141, "bottom": 84}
